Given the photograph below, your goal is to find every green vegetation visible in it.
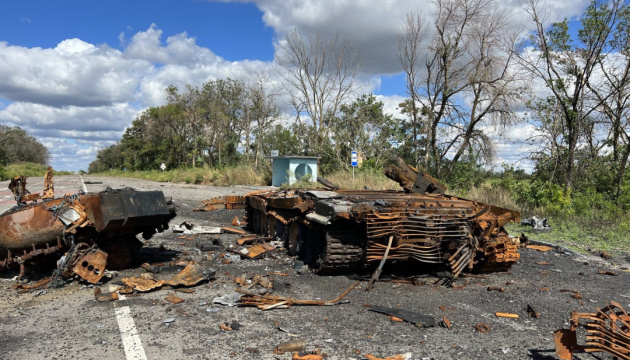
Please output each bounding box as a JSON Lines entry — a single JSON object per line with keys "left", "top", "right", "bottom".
{"left": 87, "top": 0, "right": 629, "bottom": 255}
{"left": 456, "top": 168, "right": 630, "bottom": 255}
{"left": 99, "top": 164, "right": 267, "bottom": 186}
{"left": 2, "top": 163, "right": 73, "bottom": 180}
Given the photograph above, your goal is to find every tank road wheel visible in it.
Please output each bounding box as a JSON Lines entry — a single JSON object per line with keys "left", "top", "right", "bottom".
{"left": 267, "top": 215, "right": 277, "bottom": 237}
{"left": 102, "top": 236, "right": 142, "bottom": 270}
{"left": 246, "top": 208, "right": 255, "bottom": 232}
{"left": 287, "top": 221, "right": 303, "bottom": 256}
{"left": 260, "top": 212, "right": 269, "bottom": 236}
{"left": 310, "top": 223, "right": 365, "bottom": 274}
{"left": 251, "top": 209, "right": 261, "bottom": 234}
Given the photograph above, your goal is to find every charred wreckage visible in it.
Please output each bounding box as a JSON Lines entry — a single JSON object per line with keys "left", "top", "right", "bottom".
{"left": 0, "top": 169, "right": 176, "bottom": 285}
{"left": 226, "top": 159, "right": 525, "bottom": 277}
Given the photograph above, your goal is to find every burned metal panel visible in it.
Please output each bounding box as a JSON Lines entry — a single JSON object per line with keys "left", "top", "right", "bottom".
{"left": 88, "top": 190, "right": 172, "bottom": 233}
{"left": 0, "top": 200, "right": 66, "bottom": 251}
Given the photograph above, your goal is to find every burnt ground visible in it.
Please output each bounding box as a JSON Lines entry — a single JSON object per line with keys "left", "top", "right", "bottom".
{"left": 0, "top": 175, "right": 629, "bottom": 360}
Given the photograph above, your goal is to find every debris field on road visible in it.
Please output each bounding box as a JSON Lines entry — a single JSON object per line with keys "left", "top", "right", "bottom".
{"left": 0, "top": 171, "right": 629, "bottom": 359}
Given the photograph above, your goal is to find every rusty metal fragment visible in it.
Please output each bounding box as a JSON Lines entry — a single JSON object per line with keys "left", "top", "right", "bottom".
{"left": 42, "top": 167, "right": 54, "bottom": 199}
{"left": 292, "top": 349, "right": 324, "bottom": 360}
{"left": 527, "top": 304, "right": 540, "bottom": 318}
{"left": 554, "top": 301, "right": 630, "bottom": 360}
{"left": 239, "top": 281, "right": 359, "bottom": 310}
{"left": 121, "top": 261, "right": 212, "bottom": 292}
{"left": 274, "top": 339, "right": 307, "bottom": 354}
{"left": 495, "top": 312, "right": 519, "bottom": 319}
{"left": 475, "top": 323, "right": 490, "bottom": 333}
{"left": 222, "top": 226, "right": 246, "bottom": 234}
{"left": 72, "top": 248, "right": 108, "bottom": 283}
{"left": 526, "top": 244, "right": 555, "bottom": 252}
{"left": 368, "top": 306, "right": 436, "bottom": 327}
{"left": 194, "top": 196, "right": 246, "bottom": 211}
{"left": 94, "top": 287, "right": 119, "bottom": 302}
{"left": 164, "top": 294, "right": 185, "bottom": 304}
{"left": 442, "top": 315, "right": 452, "bottom": 330}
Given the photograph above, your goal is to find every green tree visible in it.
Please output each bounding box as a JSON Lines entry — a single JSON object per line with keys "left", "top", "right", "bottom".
{"left": 521, "top": 0, "right": 627, "bottom": 191}
{"left": 0, "top": 125, "right": 50, "bottom": 165}
{"left": 328, "top": 94, "right": 399, "bottom": 171}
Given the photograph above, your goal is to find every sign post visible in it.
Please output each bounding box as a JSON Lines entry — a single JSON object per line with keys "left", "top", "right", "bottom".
{"left": 351, "top": 151, "right": 358, "bottom": 181}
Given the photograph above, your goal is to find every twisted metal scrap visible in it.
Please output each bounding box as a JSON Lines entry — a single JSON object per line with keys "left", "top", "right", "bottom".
{"left": 554, "top": 301, "right": 630, "bottom": 360}
{"left": 238, "top": 281, "right": 359, "bottom": 310}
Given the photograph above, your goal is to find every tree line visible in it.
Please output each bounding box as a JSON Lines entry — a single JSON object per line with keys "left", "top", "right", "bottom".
{"left": 0, "top": 125, "right": 49, "bottom": 164}
{"left": 90, "top": 0, "right": 630, "bottom": 208}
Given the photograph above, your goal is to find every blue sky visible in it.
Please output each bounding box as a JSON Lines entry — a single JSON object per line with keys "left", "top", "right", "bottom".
{"left": 3, "top": 1, "right": 276, "bottom": 62}
{"left": 0, "top": 0, "right": 592, "bottom": 172}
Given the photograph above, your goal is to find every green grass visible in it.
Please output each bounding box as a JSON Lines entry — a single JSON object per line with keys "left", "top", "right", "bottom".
{"left": 93, "top": 164, "right": 268, "bottom": 186}
{"left": 460, "top": 183, "right": 630, "bottom": 255}
{"left": 1, "top": 162, "right": 73, "bottom": 180}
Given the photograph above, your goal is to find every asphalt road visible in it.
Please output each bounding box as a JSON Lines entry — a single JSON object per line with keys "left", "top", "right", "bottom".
{"left": 0, "top": 174, "right": 629, "bottom": 360}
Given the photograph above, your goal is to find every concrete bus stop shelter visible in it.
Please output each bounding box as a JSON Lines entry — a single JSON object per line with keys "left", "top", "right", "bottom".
{"left": 271, "top": 156, "right": 319, "bottom": 186}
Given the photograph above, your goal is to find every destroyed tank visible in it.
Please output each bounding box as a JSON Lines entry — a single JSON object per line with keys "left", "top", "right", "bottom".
{"left": 0, "top": 172, "right": 176, "bottom": 283}
{"left": 244, "top": 159, "right": 523, "bottom": 276}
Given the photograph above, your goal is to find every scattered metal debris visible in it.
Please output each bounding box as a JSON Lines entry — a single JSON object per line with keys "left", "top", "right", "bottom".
{"left": 475, "top": 323, "right": 490, "bottom": 333}
{"left": 368, "top": 306, "right": 436, "bottom": 327}
{"left": 274, "top": 339, "right": 307, "bottom": 354}
{"left": 219, "top": 320, "right": 240, "bottom": 331}
{"left": 442, "top": 315, "right": 452, "bottom": 330}
{"left": 172, "top": 222, "right": 221, "bottom": 234}
{"left": 521, "top": 215, "right": 551, "bottom": 233}
{"left": 120, "top": 261, "right": 214, "bottom": 293}
{"left": 164, "top": 294, "right": 185, "bottom": 304}
{"left": 495, "top": 312, "right": 519, "bottom": 319}
{"left": 526, "top": 244, "right": 555, "bottom": 252}
{"left": 554, "top": 301, "right": 630, "bottom": 360}
{"left": 194, "top": 196, "right": 246, "bottom": 212}
{"left": 239, "top": 281, "right": 359, "bottom": 310}
{"left": 221, "top": 226, "right": 246, "bottom": 235}
{"left": 363, "top": 353, "right": 413, "bottom": 360}
{"left": 598, "top": 270, "right": 619, "bottom": 276}
{"left": 94, "top": 287, "right": 119, "bottom": 302}
{"left": 527, "top": 304, "right": 540, "bottom": 319}
{"left": 213, "top": 291, "right": 244, "bottom": 307}
{"left": 292, "top": 349, "right": 324, "bottom": 360}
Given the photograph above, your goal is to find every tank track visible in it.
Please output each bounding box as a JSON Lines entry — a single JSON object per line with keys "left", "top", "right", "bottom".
{"left": 313, "top": 225, "right": 365, "bottom": 273}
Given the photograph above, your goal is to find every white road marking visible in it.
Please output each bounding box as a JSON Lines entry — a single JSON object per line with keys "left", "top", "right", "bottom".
{"left": 114, "top": 306, "right": 148, "bottom": 360}
{"left": 79, "top": 175, "right": 88, "bottom": 193}
{"left": 109, "top": 286, "right": 144, "bottom": 359}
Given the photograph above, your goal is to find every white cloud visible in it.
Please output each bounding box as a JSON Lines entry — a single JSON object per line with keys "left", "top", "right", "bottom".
{"left": 0, "top": 1, "right": 597, "bottom": 172}
{"left": 219, "top": 0, "right": 590, "bottom": 75}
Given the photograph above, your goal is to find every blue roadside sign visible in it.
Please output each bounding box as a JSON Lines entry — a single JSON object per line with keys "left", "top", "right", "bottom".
{"left": 351, "top": 151, "right": 358, "bottom": 167}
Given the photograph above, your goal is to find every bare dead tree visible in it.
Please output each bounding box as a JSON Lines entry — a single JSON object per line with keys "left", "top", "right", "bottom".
{"left": 399, "top": 0, "right": 523, "bottom": 177}
{"left": 275, "top": 30, "right": 360, "bottom": 153}
{"left": 397, "top": 11, "right": 429, "bottom": 167}
{"left": 247, "top": 72, "right": 281, "bottom": 167}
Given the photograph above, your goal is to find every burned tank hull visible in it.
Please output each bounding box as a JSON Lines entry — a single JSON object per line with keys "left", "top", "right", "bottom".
{"left": 243, "top": 160, "right": 523, "bottom": 276}
{"left": 0, "top": 188, "right": 176, "bottom": 282}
